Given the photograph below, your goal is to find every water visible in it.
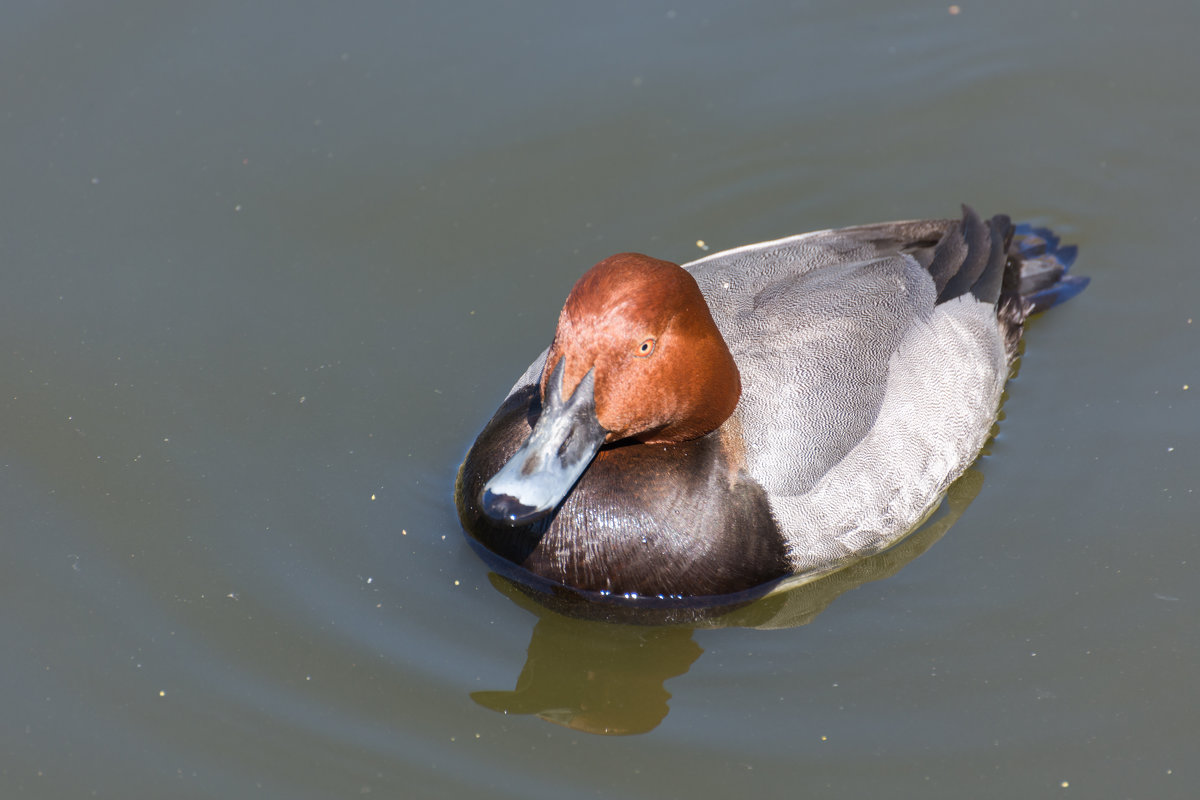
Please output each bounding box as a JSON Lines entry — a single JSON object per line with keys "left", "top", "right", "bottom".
{"left": 3, "top": 1, "right": 1197, "bottom": 798}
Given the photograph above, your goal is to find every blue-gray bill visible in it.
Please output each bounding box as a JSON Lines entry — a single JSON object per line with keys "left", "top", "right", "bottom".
{"left": 481, "top": 360, "right": 607, "bottom": 525}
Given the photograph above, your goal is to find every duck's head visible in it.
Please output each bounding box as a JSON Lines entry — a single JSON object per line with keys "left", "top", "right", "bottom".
{"left": 481, "top": 253, "right": 741, "bottom": 525}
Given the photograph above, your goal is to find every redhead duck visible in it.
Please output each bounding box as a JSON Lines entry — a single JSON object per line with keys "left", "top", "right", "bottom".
{"left": 456, "top": 207, "right": 1086, "bottom": 600}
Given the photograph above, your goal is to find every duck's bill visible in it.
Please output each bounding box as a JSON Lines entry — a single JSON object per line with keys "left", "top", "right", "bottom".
{"left": 480, "top": 362, "right": 609, "bottom": 525}
{"left": 481, "top": 362, "right": 607, "bottom": 525}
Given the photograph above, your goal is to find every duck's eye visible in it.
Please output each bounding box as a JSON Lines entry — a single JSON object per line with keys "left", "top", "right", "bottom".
{"left": 635, "top": 338, "right": 656, "bottom": 358}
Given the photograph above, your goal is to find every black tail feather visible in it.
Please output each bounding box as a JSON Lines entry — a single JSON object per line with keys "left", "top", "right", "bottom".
{"left": 926, "top": 208, "right": 1087, "bottom": 360}
{"left": 1009, "top": 222, "right": 1089, "bottom": 315}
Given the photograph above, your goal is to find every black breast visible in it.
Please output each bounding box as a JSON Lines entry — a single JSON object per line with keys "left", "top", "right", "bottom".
{"left": 455, "top": 385, "right": 790, "bottom": 597}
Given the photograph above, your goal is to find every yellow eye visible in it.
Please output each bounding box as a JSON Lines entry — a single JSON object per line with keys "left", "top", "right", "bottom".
{"left": 636, "top": 338, "right": 656, "bottom": 357}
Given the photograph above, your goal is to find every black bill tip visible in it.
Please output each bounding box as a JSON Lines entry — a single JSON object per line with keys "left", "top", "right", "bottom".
{"left": 481, "top": 488, "right": 546, "bottom": 526}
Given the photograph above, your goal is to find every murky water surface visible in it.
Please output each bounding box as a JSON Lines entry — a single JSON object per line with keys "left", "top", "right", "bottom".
{"left": 3, "top": 2, "right": 1197, "bottom": 798}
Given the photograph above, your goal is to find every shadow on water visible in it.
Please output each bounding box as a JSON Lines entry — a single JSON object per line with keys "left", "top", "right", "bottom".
{"left": 470, "top": 468, "right": 985, "bottom": 735}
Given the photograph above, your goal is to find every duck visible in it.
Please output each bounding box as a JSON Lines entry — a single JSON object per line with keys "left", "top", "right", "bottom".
{"left": 455, "top": 206, "right": 1087, "bottom": 600}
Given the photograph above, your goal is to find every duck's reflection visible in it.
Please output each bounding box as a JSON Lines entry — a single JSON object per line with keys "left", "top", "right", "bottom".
{"left": 471, "top": 468, "right": 983, "bottom": 734}
{"left": 471, "top": 613, "right": 700, "bottom": 735}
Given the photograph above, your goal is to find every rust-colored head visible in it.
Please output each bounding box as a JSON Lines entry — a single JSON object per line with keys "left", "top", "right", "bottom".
{"left": 539, "top": 253, "right": 741, "bottom": 444}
